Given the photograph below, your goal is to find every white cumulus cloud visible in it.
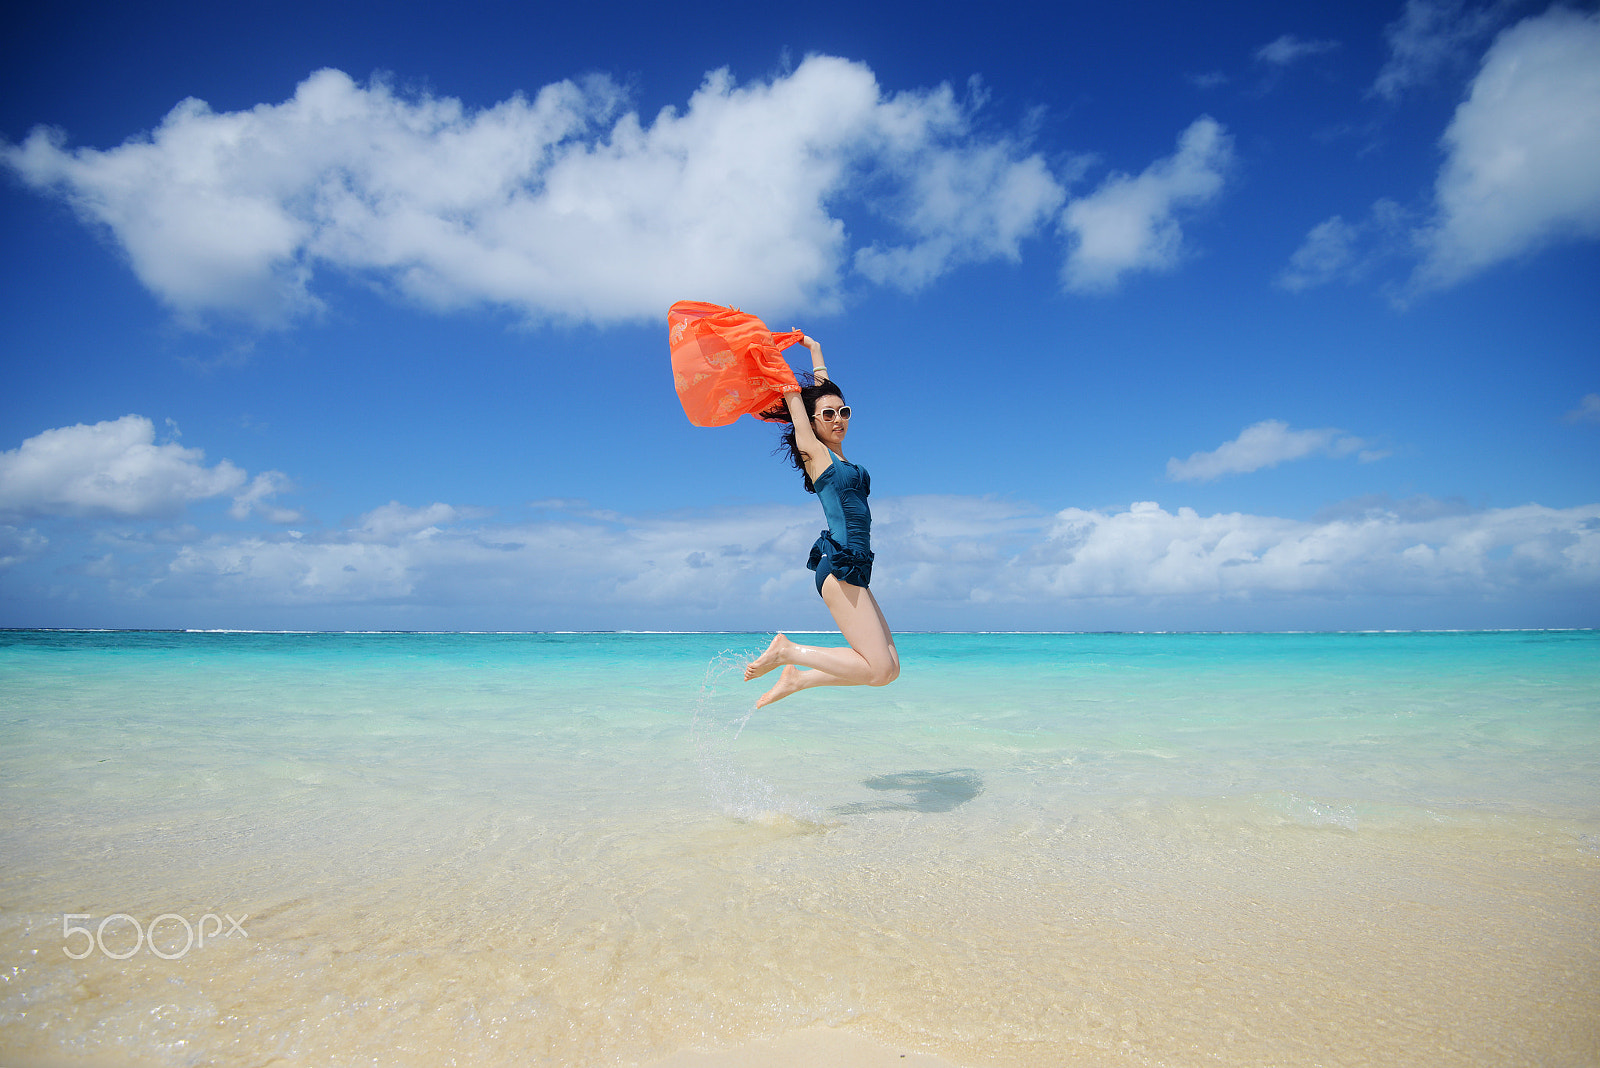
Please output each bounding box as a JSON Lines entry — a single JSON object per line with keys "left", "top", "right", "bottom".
{"left": 1254, "top": 34, "right": 1340, "bottom": 67}
{"left": 10, "top": 484, "right": 1597, "bottom": 627}
{"left": 1277, "top": 199, "right": 1412, "bottom": 291}
{"left": 1059, "top": 116, "right": 1234, "bottom": 293}
{"left": 354, "top": 501, "right": 464, "bottom": 541}
{"left": 1279, "top": 215, "right": 1364, "bottom": 291}
{"left": 853, "top": 129, "right": 1065, "bottom": 291}
{"left": 1167, "top": 420, "right": 1380, "bottom": 482}
{"left": 3, "top": 59, "right": 1067, "bottom": 327}
{"left": 0, "top": 415, "right": 252, "bottom": 519}
{"left": 1370, "top": 0, "right": 1508, "bottom": 101}
{"left": 229, "top": 470, "right": 301, "bottom": 523}
{"left": 1286, "top": 7, "right": 1600, "bottom": 297}
{"left": 138, "top": 495, "right": 1600, "bottom": 623}
{"left": 1411, "top": 7, "right": 1600, "bottom": 292}
{"left": 1014, "top": 498, "right": 1599, "bottom": 601}
{"left": 1566, "top": 393, "right": 1600, "bottom": 424}
{"left": 160, "top": 499, "right": 824, "bottom": 611}
{"left": 0, "top": 526, "right": 49, "bottom": 569}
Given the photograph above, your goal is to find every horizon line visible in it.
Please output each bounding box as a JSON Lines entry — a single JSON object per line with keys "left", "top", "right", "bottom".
{"left": 0, "top": 627, "right": 1592, "bottom": 637}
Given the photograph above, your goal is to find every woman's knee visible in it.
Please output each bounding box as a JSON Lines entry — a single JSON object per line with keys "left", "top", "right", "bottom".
{"left": 867, "top": 660, "right": 899, "bottom": 686}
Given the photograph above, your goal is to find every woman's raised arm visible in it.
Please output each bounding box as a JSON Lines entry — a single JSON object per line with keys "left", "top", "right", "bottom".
{"left": 784, "top": 389, "right": 822, "bottom": 460}
{"left": 802, "top": 335, "right": 828, "bottom": 383}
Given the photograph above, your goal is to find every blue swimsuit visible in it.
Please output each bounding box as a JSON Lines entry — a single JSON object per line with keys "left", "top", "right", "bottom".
{"left": 806, "top": 453, "right": 873, "bottom": 595}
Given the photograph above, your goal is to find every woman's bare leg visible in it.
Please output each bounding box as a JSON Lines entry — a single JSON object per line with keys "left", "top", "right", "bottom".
{"left": 746, "top": 577, "right": 899, "bottom": 707}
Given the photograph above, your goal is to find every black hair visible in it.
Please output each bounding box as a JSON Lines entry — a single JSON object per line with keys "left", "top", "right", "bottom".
{"left": 758, "top": 375, "right": 846, "bottom": 493}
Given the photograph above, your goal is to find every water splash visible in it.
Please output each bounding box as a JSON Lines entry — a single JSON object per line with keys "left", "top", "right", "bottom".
{"left": 689, "top": 648, "right": 818, "bottom": 822}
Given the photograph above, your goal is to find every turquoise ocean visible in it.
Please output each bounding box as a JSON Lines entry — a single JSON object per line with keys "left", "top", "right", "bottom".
{"left": 2, "top": 629, "right": 1597, "bottom": 1066}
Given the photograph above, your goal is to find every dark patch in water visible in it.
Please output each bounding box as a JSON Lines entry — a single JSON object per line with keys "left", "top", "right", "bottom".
{"left": 834, "top": 769, "right": 984, "bottom": 814}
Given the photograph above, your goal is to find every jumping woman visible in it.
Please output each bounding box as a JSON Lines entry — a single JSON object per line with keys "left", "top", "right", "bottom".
{"left": 743, "top": 336, "right": 899, "bottom": 707}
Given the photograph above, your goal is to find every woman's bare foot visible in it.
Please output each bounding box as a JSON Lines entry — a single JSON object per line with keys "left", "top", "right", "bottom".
{"left": 743, "top": 633, "right": 794, "bottom": 681}
{"left": 756, "top": 665, "right": 802, "bottom": 708}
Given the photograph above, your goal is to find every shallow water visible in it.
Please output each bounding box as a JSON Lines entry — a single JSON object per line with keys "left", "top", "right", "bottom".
{"left": 2, "top": 630, "right": 1597, "bottom": 1066}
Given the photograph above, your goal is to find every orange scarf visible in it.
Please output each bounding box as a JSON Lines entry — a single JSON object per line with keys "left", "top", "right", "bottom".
{"left": 669, "top": 301, "right": 804, "bottom": 427}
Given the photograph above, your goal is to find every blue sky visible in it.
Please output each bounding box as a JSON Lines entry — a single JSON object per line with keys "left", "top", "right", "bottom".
{"left": 2, "top": 0, "right": 1597, "bottom": 631}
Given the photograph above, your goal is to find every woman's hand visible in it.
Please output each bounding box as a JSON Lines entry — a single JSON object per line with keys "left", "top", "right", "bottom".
{"left": 801, "top": 335, "right": 827, "bottom": 382}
